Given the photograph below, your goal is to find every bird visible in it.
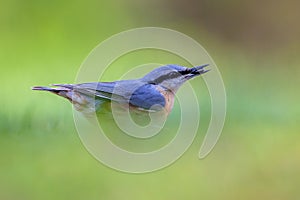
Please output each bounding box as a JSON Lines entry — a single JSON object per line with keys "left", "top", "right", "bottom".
{"left": 32, "top": 64, "right": 209, "bottom": 117}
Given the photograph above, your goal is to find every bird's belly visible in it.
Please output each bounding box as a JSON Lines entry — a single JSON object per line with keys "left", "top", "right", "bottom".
{"left": 156, "top": 88, "right": 175, "bottom": 114}
{"left": 72, "top": 89, "right": 174, "bottom": 118}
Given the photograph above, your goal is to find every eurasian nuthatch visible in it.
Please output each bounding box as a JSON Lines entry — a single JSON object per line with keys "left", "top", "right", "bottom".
{"left": 33, "top": 64, "right": 209, "bottom": 116}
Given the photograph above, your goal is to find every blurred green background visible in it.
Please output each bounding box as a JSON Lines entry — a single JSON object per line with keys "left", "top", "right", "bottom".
{"left": 1, "top": 0, "right": 299, "bottom": 199}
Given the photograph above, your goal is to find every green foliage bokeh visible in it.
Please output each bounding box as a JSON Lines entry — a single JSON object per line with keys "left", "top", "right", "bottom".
{"left": 0, "top": 0, "right": 299, "bottom": 199}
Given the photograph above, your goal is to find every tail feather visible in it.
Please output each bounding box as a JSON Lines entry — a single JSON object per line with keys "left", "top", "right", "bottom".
{"left": 32, "top": 86, "right": 72, "bottom": 100}
{"left": 32, "top": 86, "right": 69, "bottom": 92}
{"left": 51, "top": 84, "right": 74, "bottom": 89}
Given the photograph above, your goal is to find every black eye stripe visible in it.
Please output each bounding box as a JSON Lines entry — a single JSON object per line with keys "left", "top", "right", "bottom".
{"left": 179, "top": 69, "right": 191, "bottom": 75}
{"left": 151, "top": 71, "right": 183, "bottom": 84}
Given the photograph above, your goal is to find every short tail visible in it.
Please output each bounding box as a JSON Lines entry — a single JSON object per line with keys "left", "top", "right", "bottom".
{"left": 32, "top": 85, "right": 72, "bottom": 100}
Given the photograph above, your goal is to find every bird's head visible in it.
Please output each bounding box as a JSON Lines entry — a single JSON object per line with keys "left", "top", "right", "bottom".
{"left": 141, "top": 64, "right": 210, "bottom": 92}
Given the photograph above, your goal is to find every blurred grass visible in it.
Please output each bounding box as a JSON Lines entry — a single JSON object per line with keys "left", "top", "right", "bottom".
{"left": 1, "top": 0, "right": 300, "bottom": 199}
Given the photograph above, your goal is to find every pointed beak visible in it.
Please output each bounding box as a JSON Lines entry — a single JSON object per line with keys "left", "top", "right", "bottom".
{"left": 184, "top": 64, "right": 210, "bottom": 79}
{"left": 194, "top": 64, "right": 210, "bottom": 73}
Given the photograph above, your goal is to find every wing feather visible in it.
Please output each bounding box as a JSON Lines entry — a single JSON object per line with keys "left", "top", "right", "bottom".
{"left": 53, "top": 82, "right": 166, "bottom": 111}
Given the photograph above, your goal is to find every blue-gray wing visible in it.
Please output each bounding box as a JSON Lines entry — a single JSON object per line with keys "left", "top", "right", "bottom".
{"left": 53, "top": 82, "right": 166, "bottom": 110}
{"left": 53, "top": 82, "right": 123, "bottom": 101}
{"left": 129, "top": 84, "right": 166, "bottom": 110}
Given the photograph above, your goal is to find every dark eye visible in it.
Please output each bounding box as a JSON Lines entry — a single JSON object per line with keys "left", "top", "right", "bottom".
{"left": 179, "top": 69, "right": 190, "bottom": 75}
